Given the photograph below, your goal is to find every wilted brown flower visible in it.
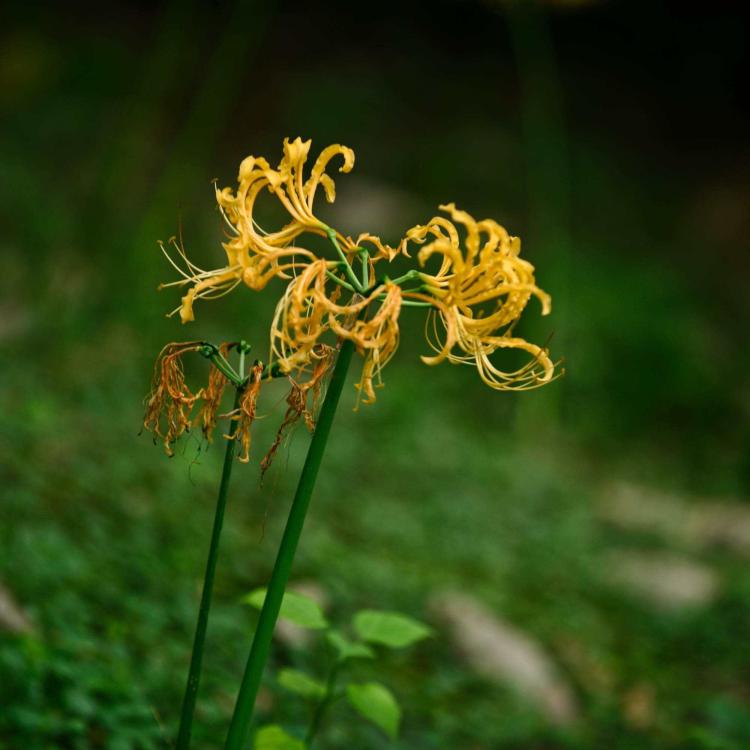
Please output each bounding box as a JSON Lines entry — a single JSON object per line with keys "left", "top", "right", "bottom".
{"left": 195, "top": 343, "right": 232, "bottom": 442}
{"left": 228, "top": 363, "right": 264, "bottom": 464}
{"left": 260, "top": 345, "right": 335, "bottom": 479}
{"left": 143, "top": 342, "right": 204, "bottom": 455}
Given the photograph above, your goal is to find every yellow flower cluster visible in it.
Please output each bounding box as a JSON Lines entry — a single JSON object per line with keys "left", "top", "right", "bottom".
{"left": 162, "top": 138, "right": 558, "bottom": 402}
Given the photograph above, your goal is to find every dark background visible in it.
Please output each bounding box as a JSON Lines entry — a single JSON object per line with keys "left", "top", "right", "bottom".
{"left": 1, "top": 1, "right": 749, "bottom": 748}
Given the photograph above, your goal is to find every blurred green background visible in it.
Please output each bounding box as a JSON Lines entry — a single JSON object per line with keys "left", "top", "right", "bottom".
{"left": 2, "top": 1, "right": 749, "bottom": 747}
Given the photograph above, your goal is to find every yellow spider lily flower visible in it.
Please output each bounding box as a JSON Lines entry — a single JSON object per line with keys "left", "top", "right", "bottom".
{"left": 410, "top": 204, "right": 556, "bottom": 390}
{"left": 269, "top": 260, "right": 406, "bottom": 405}
{"left": 267, "top": 202, "right": 555, "bottom": 402}
{"left": 157, "top": 140, "right": 559, "bottom": 405}
{"left": 162, "top": 138, "right": 389, "bottom": 323}
{"left": 215, "top": 138, "right": 354, "bottom": 253}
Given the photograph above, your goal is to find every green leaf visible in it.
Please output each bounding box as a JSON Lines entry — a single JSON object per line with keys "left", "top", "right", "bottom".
{"left": 277, "top": 668, "right": 326, "bottom": 699}
{"left": 346, "top": 682, "right": 401, "bottom": 739}
{"left": 243, "top": 588, "right": 328, "bottom": 630}
{"left": 254, "top": 725, "right": 306, "bottom": 750}
{"left": 326, "top": 630, "right": 375, "bottom": 661}
{"left": 353, "top": 610, "right": 432, "bottom": 648}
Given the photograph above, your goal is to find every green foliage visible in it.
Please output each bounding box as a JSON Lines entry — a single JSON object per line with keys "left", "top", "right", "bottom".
{"left": 345, "top": 682, "right": 401, "bottom": 740}
{"left": 252, "top": 592, "right": 427, "bottom": 746}
{"left": 0, "top": 635, "right": 164, "bottom": 749}
{"left": 244, "top": 589, "right": 329, "bottom": 630}
{"left": 325, "top": 631, "right": 375, "bottom": 662}
{"left": 254, "top": 724, "right": 306, "bottom": 750}
{"left": 277, "top": 669, "right": 326, "bottom": 700}
{"left": 353, "top": 610, "right": 433, "bottom": 649}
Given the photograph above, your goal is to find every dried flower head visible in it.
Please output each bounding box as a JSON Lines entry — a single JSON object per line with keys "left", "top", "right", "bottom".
{"left": 196, "top": 343, "right": 231, "bottom": 441}
{"left": 142, "top": 337, "right": 339, "bottom": 468}
{"left": 143, "top": 343, "right": 268, "bottom": 460}
{"left": 261, "top": 344, "right": 335, "bottom": 479}
{"left": 228, "top": 363, "right": 264, "bottom": 463}
{"left": 143, "top": 342, "right": 204, "bottom": 454}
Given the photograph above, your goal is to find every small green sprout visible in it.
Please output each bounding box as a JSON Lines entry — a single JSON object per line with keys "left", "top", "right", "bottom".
{"left": 244, "top": 588, "right": 432, "bottom": 748}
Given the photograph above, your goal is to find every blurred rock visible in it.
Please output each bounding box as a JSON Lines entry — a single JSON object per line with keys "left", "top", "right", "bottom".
{"left": 605, "top": 551, "right": 720, "bottom": 610}
{"left": 430, "top": 591, "right": 579, "bottom": 727}
{"left": 0, "top": 583, "right": 33, "bottom": 634}
{"left": 599, "top": 482, "right": 685, "bottom": 538}
{"left": 600, "top": 482, "right": 750, "bottom": 557}
{"left": 691, "top": 503, "right": 750, "bottom": 554}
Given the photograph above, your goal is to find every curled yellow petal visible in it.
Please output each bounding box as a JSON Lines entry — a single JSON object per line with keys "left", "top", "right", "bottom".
{"left": 180, "top": 289, "right": 196, "bottom": 323}
{"left": 408, "top": 204, "right": 558, "bottom": 391}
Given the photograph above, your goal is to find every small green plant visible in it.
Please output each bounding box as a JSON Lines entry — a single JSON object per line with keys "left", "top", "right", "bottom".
{"left": 244, "top": 589, "right": 432, "bottom": 749}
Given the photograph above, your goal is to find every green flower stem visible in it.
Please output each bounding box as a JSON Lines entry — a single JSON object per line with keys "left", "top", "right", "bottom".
{"left": 176, "top": 385, "right": 242, "bottom": 750}
{"left": 325, "top": 269, "right": 356, "bottom": 292}
{"left": 223, "top": 339, "right": 356, "bottom": 750}
{"left": 201, "top": 345, "right": 244, "bottom": 386}
{"left": 384, "top": 268, "right": 421, "bottom": 288}
{"left": 324, "top": 227, "right": 362, "bottom": 292}
{"left": 305, "top": 663, "right": 340, "bottom": 748}
{"left": 384, "top": 297, "right": 433, "bottom": 307}
{"left": 237, "top": 340, "right": 251, "bottom": 379}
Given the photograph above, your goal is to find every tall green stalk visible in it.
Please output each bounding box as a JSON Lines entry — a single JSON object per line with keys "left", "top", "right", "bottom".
{"left": 176, "top": 386, "right": 242, "bottom": 749}
{"left": 224, "top": 339, "right": 355, "bottom": 750}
